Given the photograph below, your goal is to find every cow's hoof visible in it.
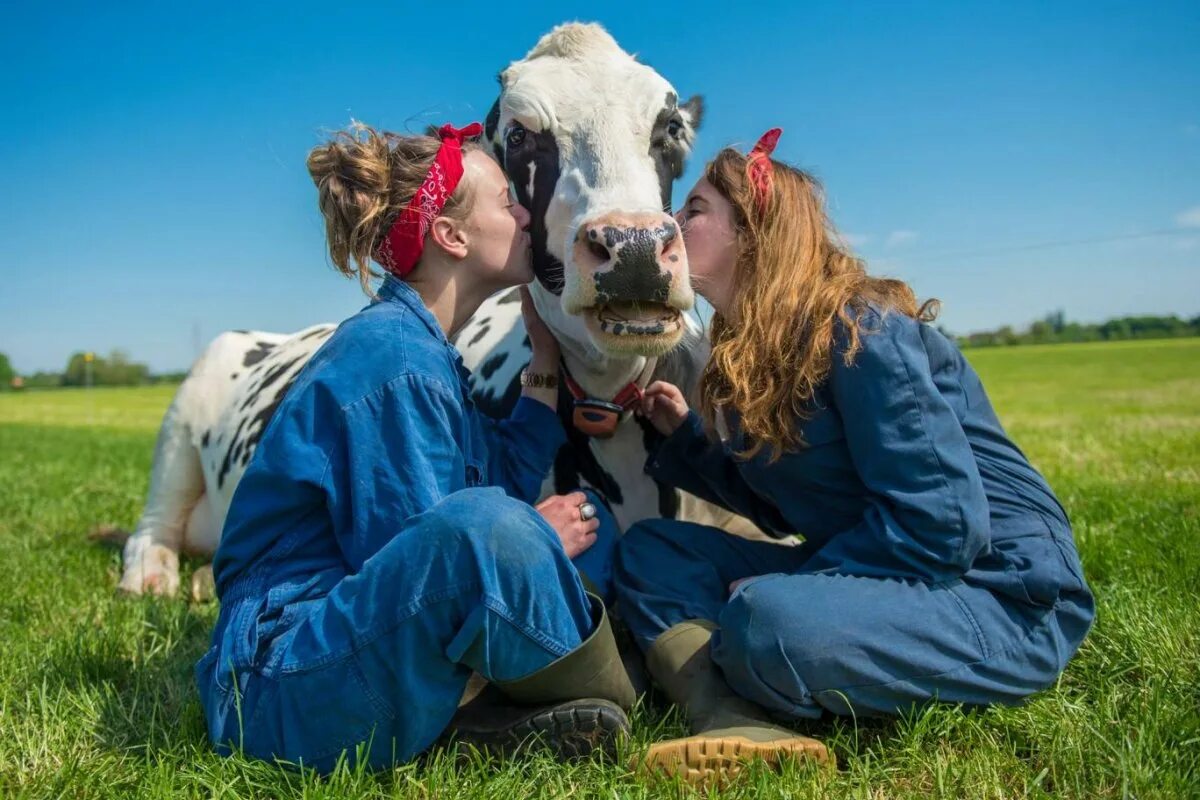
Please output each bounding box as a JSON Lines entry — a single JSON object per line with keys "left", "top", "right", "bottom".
{"left": 117, "top": 544, "right": 181, "bottom": 597}
{"left": 189, "top": 564, "right": 216, "bottom": 604}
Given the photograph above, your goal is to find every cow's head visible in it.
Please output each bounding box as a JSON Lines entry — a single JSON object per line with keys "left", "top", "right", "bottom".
{"left": 486, "top": 23, "right": 703, "bottom": 359}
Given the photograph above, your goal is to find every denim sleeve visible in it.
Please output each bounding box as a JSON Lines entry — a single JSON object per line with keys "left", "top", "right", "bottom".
{"left": 646, "top": 410, "right": 793, "bottom": 536}
{"left": 801, "top": 314, "right": 990, "bottom": 582}
{"left": 478, "top": 396, "right": 566, "bottom": 503}
{"left": 325, "top": 375, "right": 470, "bottom": 566}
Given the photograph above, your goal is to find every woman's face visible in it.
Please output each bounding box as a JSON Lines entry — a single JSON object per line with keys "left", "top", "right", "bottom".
{"left": 675, "top": 178, "right": 739, "bottom": 315}
{"left": 461, "top": 150, "right": 533, "bottom": 287}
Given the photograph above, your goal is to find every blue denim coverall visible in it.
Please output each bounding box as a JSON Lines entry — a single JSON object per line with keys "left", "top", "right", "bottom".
{"left": 197, "top": 277, "right": 618, "bottom": 772}
{"left": 614, "top": 308, "right": 1094, "bottom": 719}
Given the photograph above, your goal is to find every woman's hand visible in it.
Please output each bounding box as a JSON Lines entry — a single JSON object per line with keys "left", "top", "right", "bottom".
{"left": 520, "top": 286, "right": 559, "bottom": 370}
{"left": 638, "top": 380, "right": 691, "bottom": 436}
{"left": 536, "top": 492, "right": 599, "bottom": 559}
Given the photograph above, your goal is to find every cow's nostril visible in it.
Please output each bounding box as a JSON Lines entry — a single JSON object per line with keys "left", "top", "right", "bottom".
{"left": 587, "top": 240, "right": 610, "bottom": 263}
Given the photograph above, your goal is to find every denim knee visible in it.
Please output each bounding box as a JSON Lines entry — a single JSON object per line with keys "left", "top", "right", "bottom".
{"left": 715, "top": 576, "right": 827, "bottom": 718}
{"left": 430, "top": 488, "right": 557, "bottom": 560}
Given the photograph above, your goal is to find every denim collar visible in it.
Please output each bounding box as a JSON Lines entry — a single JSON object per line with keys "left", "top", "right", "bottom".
{"left": 377, "top": 275, "right": 474, "bottom": 395}
{"left": 377, "top": 275, "right": 450, "bottom": 347}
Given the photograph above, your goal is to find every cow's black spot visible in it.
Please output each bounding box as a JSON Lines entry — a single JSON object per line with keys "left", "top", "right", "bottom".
{"left": 552, "top": 377, "right": 622, "bottom": 503}
{"left": 241, "top": 354, "right": 305, "bottom": 411}
{"left": 484, "top": 96, "right": 504, "bottom": 163}
{"left": 242, "top": 341, "right": 277, "bottom": 367}
{"left": 300, "top": 327, "right": 332, "bottom": 341}
{"left": 478, "top": 352, "right": 508, "bottom": 381}
{"left": 472, "top": 361, "right": 523, "bottom": 421}
{"left": 467, "top": 325, "right": 491, "bottom": 348}
{"left": 216, "top": 416, "right": 249, "bottom": 490}
{"left": 230, "top": 372, "right": 239, "bottom": 380}
{"left": 200, "top": 430, "right": 210, "bottom": 448}
{"left": 243, "top": 381, "right": 291, "bottom": 454}
{"left": 504, "top": 126, "right": 564, "bottom": 295}
{"left": 635, "top": 414, "right": 678, "bottom": 518}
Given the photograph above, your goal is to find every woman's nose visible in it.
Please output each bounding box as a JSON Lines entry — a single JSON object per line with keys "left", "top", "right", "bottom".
{"left": 514, "top": 203, "right": 532, "bottom": 228}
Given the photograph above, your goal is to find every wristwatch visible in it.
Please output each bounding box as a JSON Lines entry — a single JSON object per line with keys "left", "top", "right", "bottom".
{"left": 520, "top": 369, "right": 559, "bottom": 390}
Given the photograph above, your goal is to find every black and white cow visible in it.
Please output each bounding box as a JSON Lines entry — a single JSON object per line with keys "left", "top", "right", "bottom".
{"left": 118, "top": 22, "right": 759, "bottom": 597}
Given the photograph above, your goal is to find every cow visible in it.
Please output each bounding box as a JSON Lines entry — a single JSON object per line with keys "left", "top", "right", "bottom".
{"left": 118, "top": 22, "right": 759, "bottom": 598}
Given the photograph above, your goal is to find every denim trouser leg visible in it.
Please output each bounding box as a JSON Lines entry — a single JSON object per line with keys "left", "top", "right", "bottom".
{"left": 613, "top": 517, "right": 1094, "bottom": 720}
{"left": 199, "top": 488, "right": 595, "bottom": 773}
{"left": 613, "top": 519, "right": 813, "bottom": 650}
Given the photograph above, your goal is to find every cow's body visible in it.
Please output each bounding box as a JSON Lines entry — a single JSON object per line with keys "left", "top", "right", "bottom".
{"left": 118, "top": 23, "right": 761, "bottom": 597}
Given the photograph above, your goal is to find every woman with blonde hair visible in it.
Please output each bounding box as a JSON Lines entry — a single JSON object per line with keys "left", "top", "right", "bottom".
{"left": 615, "top": 130, "right": 1094, "bottom": 783}
{"left": 196, "top": 122, "right": 633, "bottom": 773}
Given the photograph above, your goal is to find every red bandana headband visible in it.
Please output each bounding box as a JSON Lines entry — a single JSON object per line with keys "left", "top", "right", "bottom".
{"left": 374, "top": 122, "right": 484, "bottom": 277}
{"left": 746, "top": 127, "right": 783, "bottom": 214}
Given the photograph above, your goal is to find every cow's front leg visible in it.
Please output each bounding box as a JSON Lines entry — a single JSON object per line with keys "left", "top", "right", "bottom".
{"left": 116, "top": 388, "right": 205, "bottom": 596}
{"left": 118, "top": 535, "right": 181, "bottom": 596}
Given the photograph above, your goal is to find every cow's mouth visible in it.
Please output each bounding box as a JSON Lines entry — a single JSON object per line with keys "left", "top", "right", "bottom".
{"left": 582, "top": 301, "right": 684, "bottom": 353}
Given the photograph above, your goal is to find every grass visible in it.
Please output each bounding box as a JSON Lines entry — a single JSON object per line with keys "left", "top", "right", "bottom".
{"left": 1, "top": 339, "right": 1198, "bottom": 798}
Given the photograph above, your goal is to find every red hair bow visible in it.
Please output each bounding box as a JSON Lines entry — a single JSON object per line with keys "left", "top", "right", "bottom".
{"left": 374, "top": 122, "right": 484, "bottom": 277}
{"left": 746, "top": 127, "right": 782, "bottom": 213}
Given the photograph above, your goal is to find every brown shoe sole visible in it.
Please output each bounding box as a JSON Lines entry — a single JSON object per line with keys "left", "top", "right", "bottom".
{"left": 639, "top": 734, "right": 833, "bottom": 785}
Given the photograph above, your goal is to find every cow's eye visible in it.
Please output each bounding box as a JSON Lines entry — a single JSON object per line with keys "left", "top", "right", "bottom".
{"left": 507, "top": 125, "right": 527, "bottom": 149}
{"left": 667, "top": 119, "right": 683, "bottom": 139}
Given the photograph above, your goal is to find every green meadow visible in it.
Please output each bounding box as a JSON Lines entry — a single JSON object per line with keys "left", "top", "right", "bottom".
{"left": 1, "top": 339, "right": 1197, "bottom": 798}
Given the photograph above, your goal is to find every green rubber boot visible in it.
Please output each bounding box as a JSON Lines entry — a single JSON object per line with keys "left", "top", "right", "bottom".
{"left": 444, "top": 594, "right": 634, "bottom": 762}
{"left": 639, "top": 620, "right": 832, "bottom": 785}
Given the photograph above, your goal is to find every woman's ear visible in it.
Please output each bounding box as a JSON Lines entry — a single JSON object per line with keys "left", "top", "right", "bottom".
{"left": 429, "top": 216, "right": 470, "bottom": 261}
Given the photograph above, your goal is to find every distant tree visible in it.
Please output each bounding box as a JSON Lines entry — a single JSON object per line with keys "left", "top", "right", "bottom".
{"left": 62, "top": 350, "right": 151, "bottom": 387}
{"left": 0, "top": 352, "right": 13, "bottom": 390}
{"left": 1028, "top": 319, "right": 1054, "bottom": 343}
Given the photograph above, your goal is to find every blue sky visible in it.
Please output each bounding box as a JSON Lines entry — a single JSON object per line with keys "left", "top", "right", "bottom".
{"left": 2, "top": 1, "right": 1197, "bottom": 372}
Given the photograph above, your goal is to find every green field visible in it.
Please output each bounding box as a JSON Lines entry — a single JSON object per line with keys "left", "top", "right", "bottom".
{"left": 2, "top": 339, "right": 1197, "bottom": 798}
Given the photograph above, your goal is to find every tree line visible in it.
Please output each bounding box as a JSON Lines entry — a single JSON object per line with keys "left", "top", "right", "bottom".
{"left": 0, "top": 350, "right": 187, "bottom": 390}
{"left": 955, "top": 311, "right": 1200, "bottom": 349}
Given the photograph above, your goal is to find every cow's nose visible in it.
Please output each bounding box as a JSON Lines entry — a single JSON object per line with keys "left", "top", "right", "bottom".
{"left": 573, "top": 212, "right": 688, "bottom": 305}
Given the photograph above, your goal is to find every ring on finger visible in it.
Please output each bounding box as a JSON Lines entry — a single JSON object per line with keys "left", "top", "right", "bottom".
{"left": 578, "top": 502, "right": 597, "bottom": 522}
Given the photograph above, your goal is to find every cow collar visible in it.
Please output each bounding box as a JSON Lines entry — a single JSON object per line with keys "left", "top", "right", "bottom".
{"left": 560, "top": 357, "right": 658, "bottom": 439}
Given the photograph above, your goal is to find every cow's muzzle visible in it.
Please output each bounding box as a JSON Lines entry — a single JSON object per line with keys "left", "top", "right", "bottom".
{"left": 567, "top": 212, "right": 694, "bottom": 355}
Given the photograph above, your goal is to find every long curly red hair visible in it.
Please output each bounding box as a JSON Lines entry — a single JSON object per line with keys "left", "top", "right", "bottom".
{"left": 697, "top": 148, "right": 938, "bottom": 461}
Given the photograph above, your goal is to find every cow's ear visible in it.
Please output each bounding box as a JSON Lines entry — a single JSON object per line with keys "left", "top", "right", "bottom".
{"left": 680, "top": 95, "right": 705, "bottom": 132}
{"left": 484, "top": 97, "right": 503, "bottom": 164}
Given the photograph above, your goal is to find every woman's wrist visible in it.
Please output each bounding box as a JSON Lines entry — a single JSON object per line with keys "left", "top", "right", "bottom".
{"left": 527, "top": 350, "right": 558, "bottom": 375}
{"left": 520, "top": 355, "right": 559, "bottom": 411}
